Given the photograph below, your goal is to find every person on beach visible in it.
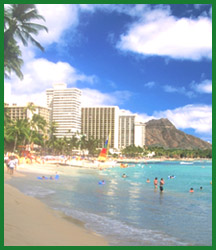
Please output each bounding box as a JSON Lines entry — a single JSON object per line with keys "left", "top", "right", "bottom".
{"left": 8, "top": 159, "right": 15, "bottom": 175}
{"left": 4, "top": 156, "right": 10, "bottom": 173}
{"left": 154, "top": 177, "right": 158, "bottom": 189}
{"left": 189, "top": 188, "right": 194, "bottom": 193}
{"left": 14, "top": 157, "right": 18, "bottom": 171}
{"left": 159, "top": 178, "right": 165, "bottom": 192}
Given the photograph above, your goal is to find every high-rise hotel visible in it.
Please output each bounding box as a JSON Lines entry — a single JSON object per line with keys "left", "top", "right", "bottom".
{"left": 118, "top": 113, "right": 136, "bottom": 148}
{"left": 4, "top": 102, "right": 50, "bottom": 126}
{"left": 81, "top": 107, "right": 146, "bottom": 149}
{"left": 81, "top": 106, "right": 119, "bottom": 149}
{"left": 46, "top": 83, "right": 82, "bottom": 138}
{"left": 45, "top": 83, "right": 145, "bottom": 149}
{"left": 118, "top": 112, "right": 146, "bottom": 149}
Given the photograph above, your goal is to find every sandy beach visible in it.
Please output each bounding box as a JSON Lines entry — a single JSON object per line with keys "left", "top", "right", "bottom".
{"left": 4, "top": 166, "right": 108, "bottom": 246}
{"left": 4, "top": 158, "right": 212, "bottom": 246}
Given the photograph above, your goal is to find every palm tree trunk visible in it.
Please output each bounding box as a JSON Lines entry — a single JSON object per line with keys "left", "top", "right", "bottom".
{"left": 13, "top": 135, "right": 18, "bottom": 152}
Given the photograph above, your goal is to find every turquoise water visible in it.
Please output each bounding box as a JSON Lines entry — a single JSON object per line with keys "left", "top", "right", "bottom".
{"left": 6, "top": 160, "right": 212, "bottom": 246}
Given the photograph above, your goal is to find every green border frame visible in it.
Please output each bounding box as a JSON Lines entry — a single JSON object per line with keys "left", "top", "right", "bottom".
{"left": 2, "top": 1, "right": 214, "bottom": 249}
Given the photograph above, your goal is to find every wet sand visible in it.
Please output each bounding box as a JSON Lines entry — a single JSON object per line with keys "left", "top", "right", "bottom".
{"left": 4, "top": 166, "right": 108, "bottom": 246}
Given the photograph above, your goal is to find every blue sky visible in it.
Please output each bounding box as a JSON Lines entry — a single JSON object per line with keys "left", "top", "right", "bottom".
{"left": 4, "top": 4, "right": 212, "bottom": 142}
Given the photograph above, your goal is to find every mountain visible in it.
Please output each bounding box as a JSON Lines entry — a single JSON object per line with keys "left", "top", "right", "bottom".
{"left": 145, "top": 118, "right": 212, "bottom": 150}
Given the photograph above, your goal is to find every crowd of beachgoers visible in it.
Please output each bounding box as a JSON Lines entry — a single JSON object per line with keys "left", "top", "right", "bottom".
{"left": 4, "top": 150, "right": 209, "bottom": 176}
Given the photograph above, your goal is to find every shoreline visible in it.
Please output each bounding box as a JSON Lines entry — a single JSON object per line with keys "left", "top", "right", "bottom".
{"left": 4, "top": 167, "right": 108, "bottom": 246}
{"left": 4, "top": 160, "right": 212, "bottom": 246}
{"left": 116, "top": 157, "right": 211, "bottom": 163}
{"left": 34, "top": 157, "right": 212, "bottom": 169}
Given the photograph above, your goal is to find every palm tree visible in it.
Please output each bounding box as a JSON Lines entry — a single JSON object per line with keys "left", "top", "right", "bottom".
{"left": 70, "top": 134, "right": 79, "bottom": 150}
{"left": 28, "top": 114, "right": 47, "bottom": 145}
{"left": 4, "top": 39, "right": 24, "bottom": 79}
{"left": 48, "top": 121, "right": 58, "bottom": 139}
{"left": 85, "top": 137, "right": 100, "bottom": 156}
{"left": 79, "top": 134, "right": 87, "bottom": 156}
{"left": 23, "top": 103, "right": 47, "bottom": 145}
{"left": 31, "top": 114, "right": 47, "bottom": 132}
{"left": 24, "top": 102, "right": 36, "bottom": 118}
{"left": 4, "top": 4, "right": 48, "bottom": 79}
{"left": 4, "top": 4, "right": 48, "bottom": 51}
{"left": 4, "top": 109, "right": 12, "bottom": 128}
{"left": 47, "top": 121, "right": 58, "bottom": 153}
{"left": 53, "top": 138, "right": 69, "bottom": 155}
{"left": 5, "top": 119, "right": 30, "bottom": 152}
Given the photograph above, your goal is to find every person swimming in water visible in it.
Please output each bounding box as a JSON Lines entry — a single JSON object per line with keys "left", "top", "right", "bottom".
{"left": 122, "top": 173, "right": 127, "bottom": 178}
{"left": 146, "top": 178, "right": 150, "bottom": 183}
{"left": 189, "top": 188, "right": 194, "bottom": 193}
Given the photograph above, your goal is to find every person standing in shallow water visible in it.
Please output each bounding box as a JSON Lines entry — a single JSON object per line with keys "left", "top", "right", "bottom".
{"left": 154, "top": 177, "right": 158, "bottom": 189}
{"left": 159, "top": 178, "right": 165, "bottom": 192}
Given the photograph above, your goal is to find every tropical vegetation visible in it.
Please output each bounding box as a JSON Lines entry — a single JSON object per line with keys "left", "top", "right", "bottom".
{"left": 120, "top": 145, "right": 212, "bottom": 159}
{"left": 4, "top": 4, "right": 48, "bottom": 79}
{"left": 4, "top": 110, "right": 103, "bottom": 156}
{"left": 4, "top": 111, "right": 212, "bottom": 160}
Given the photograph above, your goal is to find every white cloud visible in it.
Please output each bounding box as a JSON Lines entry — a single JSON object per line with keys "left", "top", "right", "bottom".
{"left": 191, "top": 79, "right": 212, "bottom": 93}
{"left": 163, "top": 85, "right": 195, "bottom": 98}
{"left": 81, "top": 89, "right": 116, "bottom": 107}
{"left": 4, "top": 85, "right": 132, "bottom": 109}
{"left": 117, "top": 9, "right": 212, "bottom": 60}
{"left": 4, "top": 83, "right": 47, "bottom": 107}
{"left": 144, "top": 81, "right": 156, "bottom": 88}
{"left": 36, "top": 3, "right": 149, "bottom": 47}
{"left": 153, "top": 104, "right": 212, "bottom": 135}
{"left": 79, "top": 4, "right": 149, "bottom": 17}
{"left": 131, "top": 104, "right": 212, "bottom": 139}
{"left": 4, "top": 58, "right": 97, "bottom": 107}
{"left": 136, "top": 113, "right": 156, "bottom": 123}
{"left": 4, "top": 4, "right": 79, "bottom": 52}
{"left": 35, "top": 4, "right": 79, "bottom": 46}
{"left": 163, "top": 78, "right": 212, "bottom": 97}
{"left": 112, "top": 90, "right": 132, "bottom": 104}
{"left": 163, "top": 85, "right": 178, "bottom": 93}
{"left": 5, "top": 58, "right": 96, "bottom": 95}
{"left": 81, "top": 88, "right": 132, "bottom": 107}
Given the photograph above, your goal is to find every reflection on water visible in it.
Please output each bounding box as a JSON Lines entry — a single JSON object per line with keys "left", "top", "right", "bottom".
{"left": 6, "top": 160, "right": 212, "bottom": 246}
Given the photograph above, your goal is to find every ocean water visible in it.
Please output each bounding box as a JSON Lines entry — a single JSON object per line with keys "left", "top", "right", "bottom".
{"left": 6, "top": 160, "right": 212, "bottom": 246}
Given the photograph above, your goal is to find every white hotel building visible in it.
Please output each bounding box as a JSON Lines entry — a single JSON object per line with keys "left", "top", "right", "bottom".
{"left": 82, "top": 107, "right": 146, "bottom": 150}
{"left": 118, "top": 114, "right": 136, "bottom": 148}
{"left": 46, "top": 83, "right": 82, "bottom": 138}
{"left": 118, "top": 112, "right": 146, "bottom": 149}
{"left": 46, "top": 84, "right": 145, "bottom": 148}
